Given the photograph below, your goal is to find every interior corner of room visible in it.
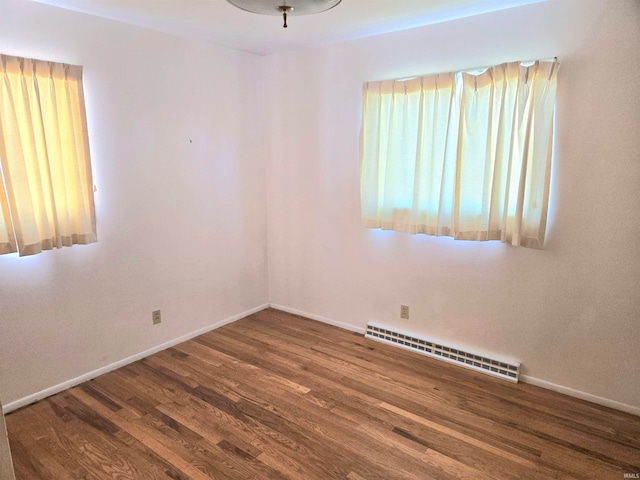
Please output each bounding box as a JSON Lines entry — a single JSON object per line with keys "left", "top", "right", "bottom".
{"left": 0, "top": 0, "right": 639, "bottom": 454}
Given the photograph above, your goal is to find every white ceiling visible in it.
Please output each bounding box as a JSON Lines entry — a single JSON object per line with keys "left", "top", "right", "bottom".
{"left": 32, "top": 0, "right": 546, "bottom": 56}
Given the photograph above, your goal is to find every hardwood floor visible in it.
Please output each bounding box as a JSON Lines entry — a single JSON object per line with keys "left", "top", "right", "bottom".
{"left": 6, "top": 308, "right": 640, "bottom": 479}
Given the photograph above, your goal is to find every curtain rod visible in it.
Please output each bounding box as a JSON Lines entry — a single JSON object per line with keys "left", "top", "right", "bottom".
{"left": 387, "top": 57, "right": 558, "bottom": 83}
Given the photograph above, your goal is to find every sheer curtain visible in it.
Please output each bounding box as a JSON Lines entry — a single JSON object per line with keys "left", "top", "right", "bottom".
{"left": 0, "top": 54, "right": 96, "bottom": 256}
{"left": 360, "top": 60, "right": 558, "bottom": 249}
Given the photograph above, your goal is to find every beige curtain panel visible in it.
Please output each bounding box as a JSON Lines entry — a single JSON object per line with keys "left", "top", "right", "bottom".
{"left": 0, "top": 54, "right": 96, "bottom": 256}
{"left": 360, "top": 60, "right": 558, "bottom": 249}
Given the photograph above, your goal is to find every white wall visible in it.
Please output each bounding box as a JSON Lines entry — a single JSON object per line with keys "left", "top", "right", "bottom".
{"left": 0, "top": 400, "right": 15, "bottom": 480}
{"left": 1, "top": 0, "right": 638, "bottom": 415}
{"left": 263, "top": 0, "right": 640, "bottom": 410}
{"left": 0, "top": 1, "right": 268, "bottom": 405}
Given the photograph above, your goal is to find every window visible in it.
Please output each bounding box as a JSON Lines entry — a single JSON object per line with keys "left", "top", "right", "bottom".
{"left": 360, "top": 60, "right": 558, "bottom": 249}
{"left": 0, "top": 54, "right": 96, "bottom": 257}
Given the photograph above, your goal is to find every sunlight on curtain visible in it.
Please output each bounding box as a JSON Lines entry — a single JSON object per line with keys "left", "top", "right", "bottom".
{"left": 360, "top": 60, "right": 558, "bottom": 249}
{"left": 0, "top": 54, "right": 96, "bottom": 256}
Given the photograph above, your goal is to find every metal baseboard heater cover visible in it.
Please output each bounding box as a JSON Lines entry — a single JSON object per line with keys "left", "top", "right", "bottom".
{"left": 365, "top": 322, "right": 520, "bottom": 383}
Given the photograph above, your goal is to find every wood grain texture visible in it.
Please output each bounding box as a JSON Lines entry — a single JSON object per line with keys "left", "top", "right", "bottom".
{"left": 6, "top": 308, "right": 640, "bottom": 479}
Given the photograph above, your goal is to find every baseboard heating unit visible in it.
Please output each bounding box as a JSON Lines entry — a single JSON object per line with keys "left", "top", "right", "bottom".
{"left": 365, "top": 322, "right": 521, "bottom": 383}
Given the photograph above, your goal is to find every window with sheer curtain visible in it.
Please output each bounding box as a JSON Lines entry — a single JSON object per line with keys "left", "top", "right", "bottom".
{"left": 0, "top": 54, "right": 96, "bottom": 257}
{"left": 360, "top": 60, "right": 558, "bottom": 249}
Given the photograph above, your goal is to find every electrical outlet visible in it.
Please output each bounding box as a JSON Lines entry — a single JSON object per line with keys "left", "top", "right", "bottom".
{"left": 152, "top": 309, "right": 161, "bottom": 325}
{"left": 400, "top": 304, "right": 409, "bottom": 319}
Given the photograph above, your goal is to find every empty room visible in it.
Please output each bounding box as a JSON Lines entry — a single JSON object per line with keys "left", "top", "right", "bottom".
{"left": 1, "top": 0, "right": 639, "bottom": 478}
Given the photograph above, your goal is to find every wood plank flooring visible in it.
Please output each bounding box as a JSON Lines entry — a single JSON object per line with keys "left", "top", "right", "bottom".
{"left": 6, "top": 308, "right": 640, "bottom": 479}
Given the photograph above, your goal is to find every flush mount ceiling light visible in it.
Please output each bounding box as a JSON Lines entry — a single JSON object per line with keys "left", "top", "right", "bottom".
{"left": 227, "top": 0, "right": 342, "bottom": 28}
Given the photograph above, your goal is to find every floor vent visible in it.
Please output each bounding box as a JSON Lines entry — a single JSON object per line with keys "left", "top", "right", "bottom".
{"left": 365, "top": 322, "right": 520, "bottom": 383}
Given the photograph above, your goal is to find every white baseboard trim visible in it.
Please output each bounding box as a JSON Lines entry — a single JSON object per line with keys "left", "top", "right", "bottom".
{"left": 270, "top": 304, "right": 639, "bottom": 417}
{"left": 520, "top": 375, "right": 640, "bottom": 417}
{"left": 269, "top": 304, "right": 366, "bottom": 335}
{"left": 7, "top": 302, "right": 638, "bottom": 419}
{"left": 3, "top": 303, "right": 270, "bottom": 414}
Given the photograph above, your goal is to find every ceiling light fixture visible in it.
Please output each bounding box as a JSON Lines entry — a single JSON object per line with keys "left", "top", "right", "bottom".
{"left": 227, "top": 0, "right": 342, "bottom": 28}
